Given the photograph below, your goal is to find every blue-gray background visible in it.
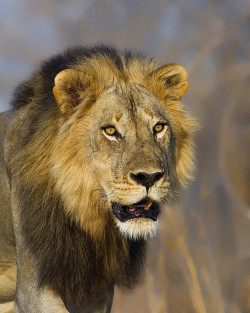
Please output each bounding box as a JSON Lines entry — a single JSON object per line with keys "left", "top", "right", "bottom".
{"left": 1, "top": 1, "right": 250, "bottom": 312}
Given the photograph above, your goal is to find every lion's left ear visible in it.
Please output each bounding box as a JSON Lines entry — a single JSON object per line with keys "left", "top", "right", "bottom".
{"left": 53, "top": 69, "right": 93, "bottom": 115}
{"left": 151, "top": 64, "right": 188, "bottom": 98}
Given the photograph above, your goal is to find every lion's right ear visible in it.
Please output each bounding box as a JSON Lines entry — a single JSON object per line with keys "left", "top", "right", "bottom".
{"left": 53, "top": 69, "right": 93, "bottom": 115}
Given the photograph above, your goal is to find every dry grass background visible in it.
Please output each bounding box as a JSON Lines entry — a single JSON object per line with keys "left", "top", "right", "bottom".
{"left": 0, "top": 0, "right": 249, "bottom": 312}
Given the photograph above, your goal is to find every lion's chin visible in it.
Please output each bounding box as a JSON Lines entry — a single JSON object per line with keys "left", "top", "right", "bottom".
{"left": 115, "top": 218, "right": 158, "bottom": 240}
{"left": 111, "top": 198, "right": 160, "bottom": 240}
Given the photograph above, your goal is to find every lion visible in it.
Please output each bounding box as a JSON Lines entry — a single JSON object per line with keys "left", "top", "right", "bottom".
{"left": 0, "top": 45, "right": 198, "bottom": 313}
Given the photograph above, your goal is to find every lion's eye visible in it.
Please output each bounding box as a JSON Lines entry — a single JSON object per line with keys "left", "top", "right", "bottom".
{"left": 154, "top": 123, "right": 165, "bottom": 133}
{"left": 104, "top": 126, "right": 117, "bottom": 136}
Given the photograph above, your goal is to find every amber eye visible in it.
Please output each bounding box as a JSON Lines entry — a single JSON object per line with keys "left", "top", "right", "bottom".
{"left": 104, "top": 126, "right": 116, "bottom": 136}
{"left": 154, "top": 123, "right": 165, "bottom": 133}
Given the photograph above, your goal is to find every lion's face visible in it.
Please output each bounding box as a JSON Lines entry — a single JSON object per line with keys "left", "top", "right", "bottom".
{"left": 52, "top": 61, "right": 197, "bottom": 240}
{"left": 82, "top": 84, "right": 172, "bottom": 239}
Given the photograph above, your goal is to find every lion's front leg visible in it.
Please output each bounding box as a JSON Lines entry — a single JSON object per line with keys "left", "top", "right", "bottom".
{"left": 14, "top": 284, "right": 69, "bottom": 313}
{"left": 14, "top": 251, "right": 69, "bottom": 313}
{"left": 11, "top": 195, "right": 69, "bottom": 313}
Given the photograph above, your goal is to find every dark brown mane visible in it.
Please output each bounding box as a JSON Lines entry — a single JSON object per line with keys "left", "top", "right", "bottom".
{"left": 16, "top": 176, "right": 146, "bottom": 307}
{"left": 10, "top": 45, "right": 145, "bottom": 111}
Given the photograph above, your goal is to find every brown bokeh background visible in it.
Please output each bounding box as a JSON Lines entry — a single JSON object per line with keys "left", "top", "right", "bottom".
{"left": 0, "top": 1, "right": 249, "bottom": 312}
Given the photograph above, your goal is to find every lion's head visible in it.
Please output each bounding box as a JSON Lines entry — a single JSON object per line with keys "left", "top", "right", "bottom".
{"left": 49, "top": 52, "right": 198, "bottom": 240}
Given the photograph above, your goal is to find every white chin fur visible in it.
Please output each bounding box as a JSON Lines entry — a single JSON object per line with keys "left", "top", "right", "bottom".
{"left": 116, "top": 218, "right": 158, "bottom": 240}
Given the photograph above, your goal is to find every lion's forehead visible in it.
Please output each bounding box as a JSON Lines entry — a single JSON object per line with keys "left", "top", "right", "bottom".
{"left": 94, "top": 84, "right": 166, "bottom": 125}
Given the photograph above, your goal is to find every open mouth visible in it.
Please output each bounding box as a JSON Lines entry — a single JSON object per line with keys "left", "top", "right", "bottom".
{"left": 112, "top": 198, "right": 160, "bottom": 222}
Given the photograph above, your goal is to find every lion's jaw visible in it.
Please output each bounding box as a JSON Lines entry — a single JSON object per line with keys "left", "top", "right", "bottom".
{"left": 101, "top": 180, "right": 169, "bottom": 239}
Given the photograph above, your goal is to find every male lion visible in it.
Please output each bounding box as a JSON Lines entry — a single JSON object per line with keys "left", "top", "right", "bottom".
{"left": 0, "top": 46, "right": 198, "bottom": 313}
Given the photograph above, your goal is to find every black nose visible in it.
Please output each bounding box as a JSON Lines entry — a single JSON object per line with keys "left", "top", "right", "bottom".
{"left": 130, "top": 172, "right": 164, "bottom": 190}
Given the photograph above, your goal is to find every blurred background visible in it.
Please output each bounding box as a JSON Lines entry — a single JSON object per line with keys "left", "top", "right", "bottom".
{"left": 0, "top": 0, "right": 249, "bottom": 312}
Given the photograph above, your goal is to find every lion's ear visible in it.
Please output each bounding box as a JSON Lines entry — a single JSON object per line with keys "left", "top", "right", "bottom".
{"left": 53, "top": 69, "right": 92, "bottom": 115}
{"left": 152, "top": 64, "right": 188, "bottom": 98}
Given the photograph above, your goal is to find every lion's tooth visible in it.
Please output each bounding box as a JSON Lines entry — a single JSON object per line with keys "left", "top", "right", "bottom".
{"left": 145, "top": 201, "right": 153, "bottom": 210}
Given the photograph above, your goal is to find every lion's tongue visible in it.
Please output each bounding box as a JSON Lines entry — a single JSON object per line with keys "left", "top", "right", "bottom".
{"left": 129, "top": 207, "right": 137, "bottom": 212}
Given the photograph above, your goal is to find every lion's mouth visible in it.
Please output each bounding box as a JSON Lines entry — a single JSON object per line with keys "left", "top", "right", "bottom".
{"left": 112, "top": 198, "right": 160, "bottom": 222}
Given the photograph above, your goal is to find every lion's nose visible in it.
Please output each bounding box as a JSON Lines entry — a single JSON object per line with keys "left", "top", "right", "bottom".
{"left": 130, "top": 172, "right": 164, "bottom": 190}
